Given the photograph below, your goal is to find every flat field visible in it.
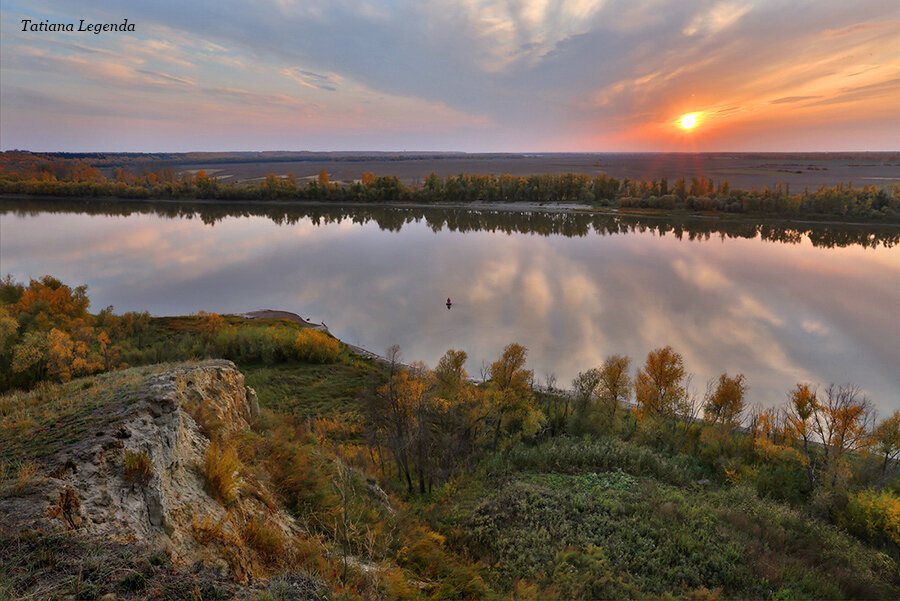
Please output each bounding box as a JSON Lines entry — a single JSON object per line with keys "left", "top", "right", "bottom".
{"left": 120, "top": 151, "right": 900, "bottom": 191}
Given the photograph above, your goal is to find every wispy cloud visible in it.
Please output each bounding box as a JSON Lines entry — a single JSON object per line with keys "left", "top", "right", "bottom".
{"left": 0, "top": 0, "right": 897, "bottom": 150}
{"left": 682, "top": 2, "right": 752, "bottom": 36}
{"left": 770, "top": 96, "right": 822, "bottom": 104}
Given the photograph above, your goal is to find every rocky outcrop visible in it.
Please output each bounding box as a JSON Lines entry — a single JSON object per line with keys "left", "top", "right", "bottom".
{"left": 0, "top": 360, "right": 291, "bottom": 578}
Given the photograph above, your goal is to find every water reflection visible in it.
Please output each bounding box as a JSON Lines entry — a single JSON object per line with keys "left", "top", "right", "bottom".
{"left": 2, "top": 198, "right": 898, "bottom": 249}
{"left": 1, "top": 200, "right": 898, "bottom": 413}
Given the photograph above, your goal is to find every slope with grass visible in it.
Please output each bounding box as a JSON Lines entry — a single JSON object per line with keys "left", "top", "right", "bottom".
{"left": 0, "top": 350, "right": 489, "bottom": 599}
{"left": 423, "top": 438, "right": 899, "bottom": 599}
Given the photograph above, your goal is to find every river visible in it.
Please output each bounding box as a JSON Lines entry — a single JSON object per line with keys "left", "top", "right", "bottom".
{"left": 2, "top": 199, "right": 898, "bottom": 413}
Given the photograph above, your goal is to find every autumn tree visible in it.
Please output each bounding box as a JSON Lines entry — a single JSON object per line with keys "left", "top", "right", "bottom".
{"left": 13, "top": 275, "right": 90, "bottom": 333}
{"left": 813, "top": 383, "right": 874, "bottom": 486}
{"left": 367, "top": 346, "right": 444, "bottom": 493}
{"left": 785, "top": 383, "right": 819, "bottom": 486}
{"left": 97, "top": 330, "right": 112, "bottom": 370}
{"left": 634, "top": 346, "right": 688, "bottom": 420}
{"left": 539, "top": 371, "right": 572, "bottom": 436}
{"left": 433, "top": 349, "right": 468, "bottom": 401}
{"left": 703, "top": 373, "right": 746, "bottom": 429}
{"left": 11, "top": 330, "right": 48, "bottom": 381}
{"left": 874, "top": 411, "right": 900, "bottom": 479}
{"left": 571, "top": 367, "right": 602, "bottom": 432}
{"left": 487, "top": 343, "right": 542, "bottom": 447}
{"left": 197, "top": 310, "right": 225, "bottom": 341}
{"left": 431, "top": 349, "right": 484, "bottom": 476}
{"left": 368, "top": 345, "right": 418, "bottom": 492}
{"left": 318, "top": 169, "right": 330, "bottom": 185}
{"left": 571, "top": 355, "right": 632, "bottom": 434}
{"left": 0, "top": 306, "right": 17, "bottom": 356}
{"left": 403, "top": 361, "right": 437, "bottom": 494}
{"left": 45, "top": 328, "right": 75, "bottom": 381}
{"left": 748, "top": 405, "right": 790, "bottom": 459}
{"left": 598, "top": 355, "right": 632, "bottom": 423}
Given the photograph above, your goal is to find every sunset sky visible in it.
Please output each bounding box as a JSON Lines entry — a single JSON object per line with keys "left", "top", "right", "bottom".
{"left": 1, "top": 0, "right": 898, "bottom": 152}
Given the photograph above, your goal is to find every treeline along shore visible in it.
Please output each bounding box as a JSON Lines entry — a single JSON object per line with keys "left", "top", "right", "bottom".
{"left": 1, "top": 151, "right": 898, "bottom": 222}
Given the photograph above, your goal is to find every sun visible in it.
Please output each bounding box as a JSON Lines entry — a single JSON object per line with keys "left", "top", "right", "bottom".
{"left": 679, "top": 113, "right": 699, "bottom": 130}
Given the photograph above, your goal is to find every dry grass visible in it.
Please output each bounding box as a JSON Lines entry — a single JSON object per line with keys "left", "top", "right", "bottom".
{"left": 311, "top": 414, "right": 363, "bottom": 446}
{"left": 0, "top": 460, "right": 41, "bottom": 498}
{"left": 242, "top": 516, "right": 286, "bottom": 565}
{"left": 123, "top": 450, "right": 153, "bottom": 485}
{"left": 0, "top": 364, "right": 171, "bottom": 465}
{"left": 184, "top": 399, "right": 225, "bottom": 442}
{"left": 203, "top": 440, "right": 242, "bottom": 506}
{"left": 191, "top": 512, "right": 238, "bottom": 547}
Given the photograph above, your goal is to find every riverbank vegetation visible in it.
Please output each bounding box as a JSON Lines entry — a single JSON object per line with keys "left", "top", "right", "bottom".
{"left": 2, "top": 151, "right": 898, "bottom": 221}
{"left": 2, "top": 275, "right": 900, "bottom": 599}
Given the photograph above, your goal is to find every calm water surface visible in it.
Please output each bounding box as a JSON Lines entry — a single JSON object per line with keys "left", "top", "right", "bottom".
{"left": 2, "top": 202, "right": 898, "bottom": 413}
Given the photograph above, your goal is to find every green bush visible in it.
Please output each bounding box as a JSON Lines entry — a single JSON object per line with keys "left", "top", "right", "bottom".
{"left": 500, "top": 435, "right": 709, "bottom": 486}
{"left": 543, "top": 545, "right": 637, "bottom": 599}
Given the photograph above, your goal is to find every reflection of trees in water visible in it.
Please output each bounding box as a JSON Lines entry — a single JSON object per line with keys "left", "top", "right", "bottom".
{"left": 2, "top": 198, "right": 897, "bottom": 249}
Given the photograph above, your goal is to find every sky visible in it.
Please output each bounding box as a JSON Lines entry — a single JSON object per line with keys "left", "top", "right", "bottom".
{"left": 1, "top": 0, "right": 898, "bottom": 152}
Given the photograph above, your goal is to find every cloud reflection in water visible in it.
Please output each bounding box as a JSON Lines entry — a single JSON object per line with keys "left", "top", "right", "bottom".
{"left": 2, "top": 208, "right": 898, "bottom": 413}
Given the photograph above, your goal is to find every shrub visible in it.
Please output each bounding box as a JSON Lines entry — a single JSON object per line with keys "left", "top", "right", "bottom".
{"left": 840, "top": 489, "right": 900, "bottom": 546}
{"left": 213, "top": 325, "right": 341, "bottom": 365}
{"left": 501, "top": 435, "right": 708, "bottom": 486}
{"left": 543, "top": 545, "right": 636, "bottom": 600}
{"left": 119, "top": 571, "right": 146, "bottom": 592}
{"left": 293, "top": 329, "right": 341, "bottom": 364}
{"left": 261, "top": 425, "right": 336, "bottom": 517}
{"left": 751, "top": 458, "right": 809, "bottom": 505}
{"left": 192, "top": 512, "right": 238, "bottom": 546}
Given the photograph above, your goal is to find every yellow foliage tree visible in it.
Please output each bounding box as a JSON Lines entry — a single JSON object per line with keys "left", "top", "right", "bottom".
{"left": 598, "top": 354, "right": 632, "bottom": 422}
{"left": 874, "top": 411, "right": 900, "bottom": 477}
{"left": 45, "top": 328, "right": 75, "bottom": 381}
{"left": 487, "top": 343, "right": 542, "bottom": 446}
{"left": 634, "top": 346, "right": 688, "bottom": 420}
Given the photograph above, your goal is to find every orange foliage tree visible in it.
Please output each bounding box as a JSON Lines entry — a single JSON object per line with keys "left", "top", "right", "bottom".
{"left": 703, "top": 373, "right": 746, "bottom": 429}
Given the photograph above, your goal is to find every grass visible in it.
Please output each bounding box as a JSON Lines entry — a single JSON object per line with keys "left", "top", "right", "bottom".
{"left": 0, "top": 532, "right": 249, "bottom": 599}
{"left": 243, "top": 517, "right": 287, "bottom": 565}
{"left": 430, "top": 467, "right": 900, "bottom": 599}
{"left": 123, "top": 450, "right": 153, "bottom": 485}
{"left": 241, "top": 361, "right": 378, "bottom": 419}
{"left": 0, "top": 364, "right": 171, "bottom": 466}
{"left": 496, "top": 434, "right": 712, "bottom": 486}
{"left": 203, "top": 440, "right": 242, "bottom": 506}
{"left": 5, "top": 315, "right": 896, "bottom": 599}
{"left": 0, "top": 529, "right": 319, "bottom": 600}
